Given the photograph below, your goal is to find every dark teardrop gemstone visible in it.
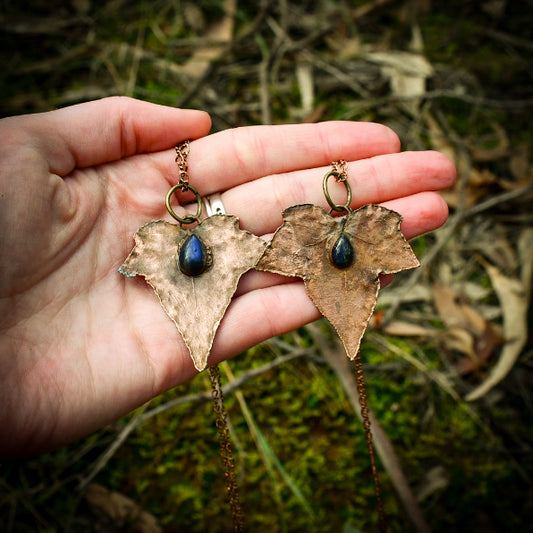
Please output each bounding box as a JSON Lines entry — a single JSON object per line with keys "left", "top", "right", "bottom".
{"left": 179, "top": 234, "right": 208, "bottom": 276}
{"left": 330, "top": 233, "right": 354, "bottom": 269}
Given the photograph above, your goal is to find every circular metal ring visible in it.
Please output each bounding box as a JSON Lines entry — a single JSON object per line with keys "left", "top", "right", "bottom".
{"left": 165, "top": 183, "right": 203, "bottom": 225}
{"left": 323, "top": 170, "right": 352, "bottom": 214}
{"left": 328, "top": 204, "right": 350, "bottom": 216}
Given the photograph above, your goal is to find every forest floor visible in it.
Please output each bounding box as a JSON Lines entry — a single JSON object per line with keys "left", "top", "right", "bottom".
{"left": 1, "top": 1, "right": 532, "bottom": 532}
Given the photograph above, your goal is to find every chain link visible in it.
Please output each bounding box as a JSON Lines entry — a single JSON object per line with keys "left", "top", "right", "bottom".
{"left": 208, "top": 365, "right": 244, "bottom": 532}
{"left": 353, "top": 353, "right": 387, "bottom": 533}
{"left": 167, "top": 140, "right": 205, "bottom": 225}
{"left": 331, "top": 159, "right": 348, "bottom": 182}
{"left": 175, "top": 140, "right": 191, "bottom": 189}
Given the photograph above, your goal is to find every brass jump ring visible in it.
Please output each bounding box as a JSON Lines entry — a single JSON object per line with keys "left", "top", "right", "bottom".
{"left": 323, "top": 170, "right": 352, "bottom": 214}
{"left": 165, "top": 183, "right": 203, "bottom": 225}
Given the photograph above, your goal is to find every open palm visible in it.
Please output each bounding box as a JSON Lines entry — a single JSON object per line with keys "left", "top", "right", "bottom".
{"left": 0, "top": 97, "right": 455, "bottom": 457}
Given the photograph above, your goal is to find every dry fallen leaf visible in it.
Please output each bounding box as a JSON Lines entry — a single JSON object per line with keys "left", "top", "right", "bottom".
{"left": 296, "top": 61, "right": 315, "bottom": 117}
{"left": 181, "top": 0, "right": 236, "bottom": 78}
{"left": 466, "top": 232, "right": 532, "bottom": 400}
{"left": 85, "top": 483, "right": 161, "bottom": 533}
{"left": 455, "top": 322, "right": 502, "bottom": 376}
{"left": 415, "top": 466, "right": 450, "bottom": 503}
{"left": 120, "top": 216, "right": 266, "bottom": 371}
{"left": 377, "top": 283, "right": 432, "bottom": 307}
{"left": 443, "top": 326, "right": 476, "bottom": 359}
{"left": 425, "top": 113, "right": 456, "bottom": 163}
{"left": 432, "top": 283, "right": 502, "bottom": 374}
{"left": 365, "top": 50, "right": 433, "bottom": 115}
{"left": 467, "top": 119, "right": 509, "bottom": 162}
{"left": 258, "top": 204, "right": 419, "bottom": 360}
{"left": 509, "top": 142, "right": 532, "bottom": 184}
{"left": 519, "top": 227, "right": 533, "bottom": 295}
{"left": 433, "top": 283, "right": 489, "bottom": 333}
{"left": 380, "top": 320, "right": 438, "bottom": 338}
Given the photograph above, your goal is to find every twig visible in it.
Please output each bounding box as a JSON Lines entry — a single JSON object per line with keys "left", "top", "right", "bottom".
{"left": 143, "top": 349, "right": 312, "bottom": 422}
{"left": 369, "top": 333, "right": 462, "bottom": 403}
{"left": 176, "top": 62, "right": 218, "bottom": 109}
{"left": 480, "top": 28, "right": 533, "bottom": 51}
{"left": 78, "top": 402, "right": 150, "bottom": 491}
{"left": 78, "top": 348, "right": 314, "bottom": 491}
{"left": 57, "top": 86, "right": 127, "bottom": 105}
{"left": 306, "top": 323, "right": 432, "bottom": 533}
{"left": 341, "top": 89, "right": 533, "bottom": 117}
{"left": 370, "top": 334, "right": 531, "bottom": 483}
{"left": 2, "top": 15, "right": 91, "bottom": 35}
{"left": 351, "top": 0, "right": 397, "bottom": 19}
{"left": 462, "top": 186, "right": 533, "bottom": 218}
{"left": 176, "top": 4, "right": 270, "bottom": 109}
{"left": 220, "top": 361, "right": 312, "bottom": 520}
{"left": 391, "top": 185, "right": 532, "bottom": 320}
{"left": 383, "top": 110, "right": 471, "bottom": 322}
{"left": 125, "top": 24, "right": 145, "bottom": 96}
{"left": 18, "top": 44, "right": 92, "bottom": 74}
{"left": 266, "top": 14, "right": 373, "bottom": 104}
{"left": 259, "top": 52, "right": 272, "bottom": 125}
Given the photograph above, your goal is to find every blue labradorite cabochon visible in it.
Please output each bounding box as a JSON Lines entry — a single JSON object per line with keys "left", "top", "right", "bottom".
{"left": 179, "top": 234, "right": 208, "bottom": 276}
{"left": 330, "top": 232, "right": 354, "bottom": 269}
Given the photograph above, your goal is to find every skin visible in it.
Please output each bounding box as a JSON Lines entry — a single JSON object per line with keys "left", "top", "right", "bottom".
{"left": 0, "top": 96, "right": 456, "bottom": 458}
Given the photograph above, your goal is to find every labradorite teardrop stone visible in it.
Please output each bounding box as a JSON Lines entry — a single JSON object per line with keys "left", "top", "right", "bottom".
{"left": 179, "top": 234, "right": 208, "bottom": 276}
{"left": 330, "top": 233, "right": 354, "bottom": 269}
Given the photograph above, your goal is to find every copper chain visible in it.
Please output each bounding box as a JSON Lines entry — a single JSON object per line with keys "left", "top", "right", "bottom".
{"left": 332, "top": 156, "right": 386, "bottom": 531}
{"left": 353, "top": 352, "right": 387, "bottom": 533}
{"left": 175, "top": 140, "right": 191, "bottom": 189}
{"left": 176, "top": 141, "right": 242, "bottom": 526}
{"left": 208, "top": 364, "right": 244, "bottom": 532}
{"left": 331, "top": 159, "right": 348, "bottom": 181}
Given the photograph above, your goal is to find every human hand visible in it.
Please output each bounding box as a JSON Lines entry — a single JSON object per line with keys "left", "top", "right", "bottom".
{"left": 0, "top": 97, "right": 455, "bottom": 457}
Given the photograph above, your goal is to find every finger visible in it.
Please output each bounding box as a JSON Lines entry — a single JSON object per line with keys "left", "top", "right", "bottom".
{"left": 210, "top": 281, "right": 321, "bottom": 366}
{"left": 234, "top": 190, "right": 448, "bottom": 297}
{"left": 212, "top": 265, "right": 420, "bottom": 364}
{"left": 154, "top": 121, "right": 401, "bottom": 192}
{"left": 17, "top": 97, "right": 212, "bottom": 175}
{"left": 150, "top": 280, "right": 320, "bottom": 386}
{"left": 381, "top": 191, "right": 449, "bottom": 239}
{"left": 212, "top": 150, "right": 456, "bottom": 235}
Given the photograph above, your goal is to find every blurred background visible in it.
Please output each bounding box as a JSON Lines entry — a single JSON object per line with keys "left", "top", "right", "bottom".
{"left": 1, "top": 1, "right": 532, "bottom": 531}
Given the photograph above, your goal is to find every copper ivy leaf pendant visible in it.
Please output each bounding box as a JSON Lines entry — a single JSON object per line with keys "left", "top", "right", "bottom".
{"left": 257, "top": 204, "right": 419, "bottom": 360}
{"left": 120, "top": 215, "right": 266, "bottom": 371}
